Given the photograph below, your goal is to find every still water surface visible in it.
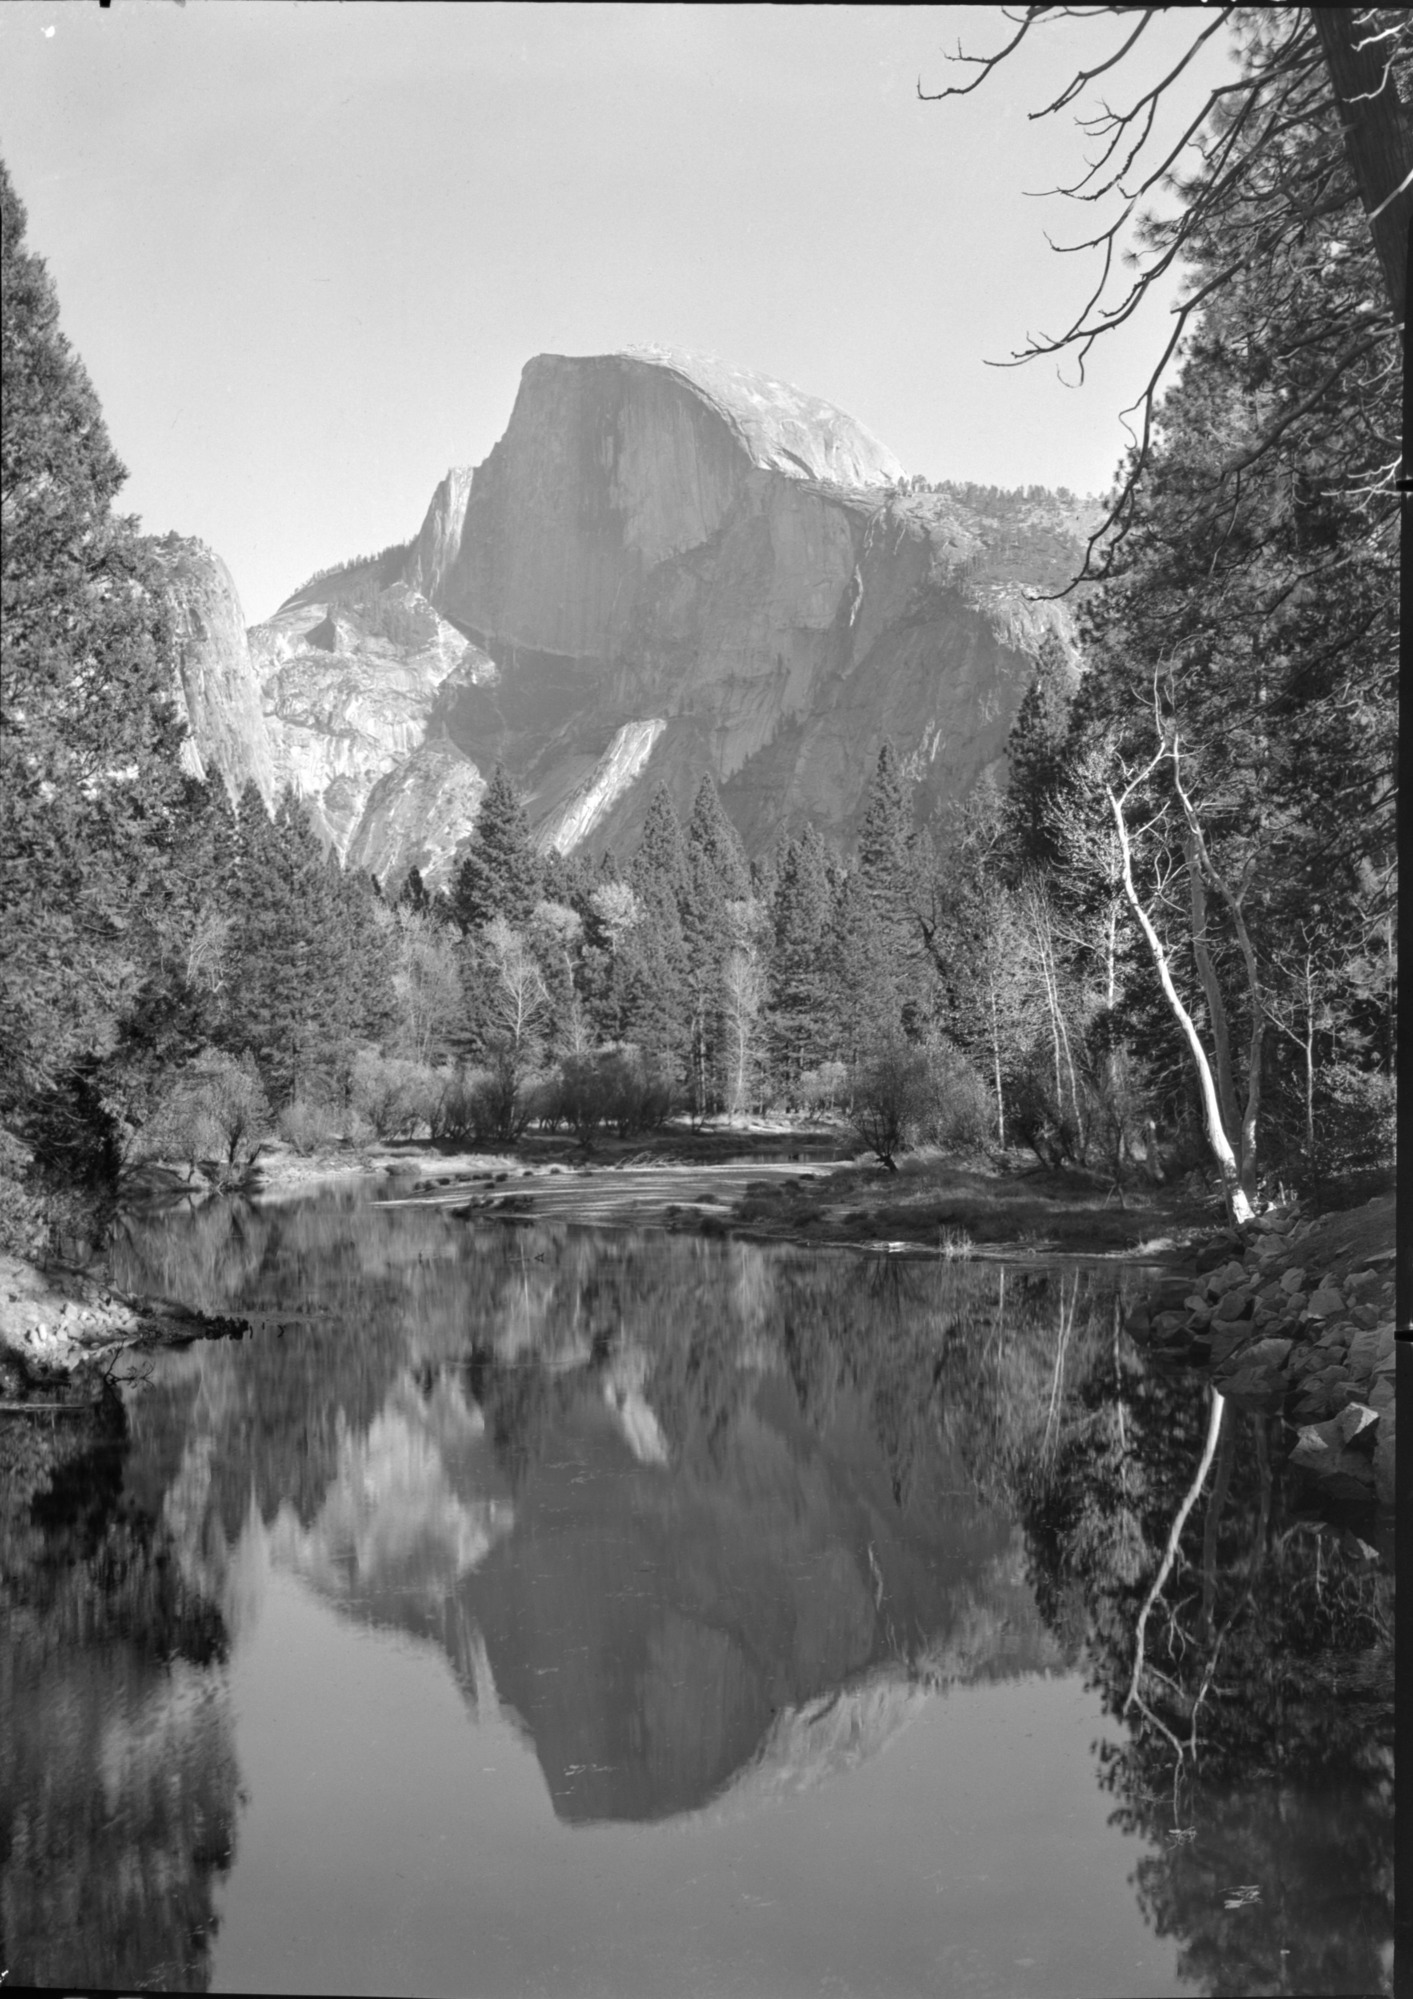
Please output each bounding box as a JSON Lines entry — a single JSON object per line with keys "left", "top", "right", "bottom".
{"left": 1, "top": 1190, "right": 1393, "bottom": 1996}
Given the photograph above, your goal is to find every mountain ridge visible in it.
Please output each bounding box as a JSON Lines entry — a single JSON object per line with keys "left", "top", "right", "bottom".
{"left": 168, "top": 349, "right": 1094, "bottom": 887}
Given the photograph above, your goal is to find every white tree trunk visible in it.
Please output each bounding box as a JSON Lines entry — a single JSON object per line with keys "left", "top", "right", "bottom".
{"left": 1108, "top": 784, "right": 1255, "bottom": 1226}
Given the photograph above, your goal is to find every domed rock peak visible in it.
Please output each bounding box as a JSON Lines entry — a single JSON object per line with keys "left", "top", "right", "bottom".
{"left": 437, "top": 349, "right": 905, "bottom": 664}
{"left": 183, "top": 351, "right": 1092, "bottom": 882}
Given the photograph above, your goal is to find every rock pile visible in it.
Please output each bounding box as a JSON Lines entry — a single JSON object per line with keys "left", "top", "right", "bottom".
{"left": 1125, "top": 1212, "right": 1396, "bottom": 1508}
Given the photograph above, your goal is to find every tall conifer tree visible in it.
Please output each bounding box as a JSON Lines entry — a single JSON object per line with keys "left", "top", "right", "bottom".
{"left": 856, "top": 744, "right": 926, "bottom": 1030}
{"left": 451, "top": 765, "right": 542, "bottom": 933}
{"left": 1001, "top": 632, "right": 1075, "bottom": 880}
{"left": 630, "top": 783, "right": 692, "bottom": 930}
{"left": 1, "top": 156, "right": 189, "bottom": 1114}
{"left": 680, "top": 775, "right": 750, "bottom": 1113}
{"left": 624, "top": 784, "right": 691, "bottom": 1066}
{"left": 825, "top": 872, "right": 899, "bottom": 1068}
{"left": 767, "top": 824, "right": 834, "bottom": 1096}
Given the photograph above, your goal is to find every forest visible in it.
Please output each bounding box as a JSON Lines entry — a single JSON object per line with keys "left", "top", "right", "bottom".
{"left": 0, "top": 6, "right": 1399, "bottom": 1256}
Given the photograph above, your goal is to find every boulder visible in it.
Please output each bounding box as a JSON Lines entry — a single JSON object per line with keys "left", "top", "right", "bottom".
{"left": 1196, "top": 1234, "right": 1243, "bottom": 1273}
{"left": 1305, "top": 1286, "right": 1347, "bottom": 1319}
{"left": 1213, "top": 1289, "right": 1254, "bottom": 1322}
{"left": 1345, "top": 1324, "right": 1385, "bottom": 1380}
{"left": 1209, "top": 1324, "right": 1256, "bottom": 1367}
{"left": 1242, "top": 1337, "right": 1293, "bottom": 1371}
{"left": 1218, "top": 1364, "right": 1286, "bottom": 1405}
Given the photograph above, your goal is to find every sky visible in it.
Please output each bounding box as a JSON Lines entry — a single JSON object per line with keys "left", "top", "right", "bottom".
{"left": 0, "top": 3, "right": 1234, "bottom": 623}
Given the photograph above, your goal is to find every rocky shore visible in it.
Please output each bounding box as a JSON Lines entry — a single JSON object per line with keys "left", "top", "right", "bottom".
{"left": 1126, "top": 1197, "right": 1396, "bottom": 1508}
{"left": 0, "top": 1252, "right": 247, "bottom": 1387}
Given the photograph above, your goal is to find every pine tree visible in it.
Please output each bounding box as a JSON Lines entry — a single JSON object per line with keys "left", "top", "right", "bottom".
{"left": 626, "top": 783, "right": 691, "bottom": 1065}
{"left": 397, "top": 866, "right": 430, "bottom": 917}
{"left": 857, "top": 746, "right": 912, "bottom": 916}
{"left": 825, "top": 872, "right": 899, "bottom": 1069}
{"left": 1068, "top": 73, "right": 1399, "bottom": 1200}
{"left": 685, "top": 775, "right": 750, "bottom": 905}
{"left": 1001, "top": 631, "right": 1075, "bottom": 880}
{"left": 767, "top": 824, "right": 835, "bottom": 1099}
{"left": 856, "top": 745, "right": 924, "bottom": 1032}
{"left": 222, "top": 787, "right": 364, "bottom": 1104}
{"left": 540, "top": 845, "right": 593, "bottom": 919}
{"left": 1, "top": 155, "right": 189, "bottom": 1117}
{"left": 630, "top": 783, "right": 692, "bottom": 931}
{"left": 679, "top": 776, "right": 751, "bottom": 1111}
{"left": 450, "top": 764, "right": 542, "bottom": 933}
{"left": 333, "top": 862, "right": 397, "bottom": 1051}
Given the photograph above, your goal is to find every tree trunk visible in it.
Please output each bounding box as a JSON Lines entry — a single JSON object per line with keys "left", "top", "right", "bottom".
{"left": 1313, "top": 6, "right": 1413, "bottom": 335}
{"left": 1108, "top": 785, "right": 1254, "bottom": 1225}
{"left": 1125, "top": 1388, "right": 1227, "bottom": 1720}
{"left": 1171, "top": 752, "right": 1265, "bottom": 1200}
{"left": 1302, "top": 952, "right": 1316, "bottom": 1159}
{"left": 989, "top": 982, "right": 1006, "bottom": 1147}
{"left": 1185, "top": 836, "right": 1242, "bottom": 1155}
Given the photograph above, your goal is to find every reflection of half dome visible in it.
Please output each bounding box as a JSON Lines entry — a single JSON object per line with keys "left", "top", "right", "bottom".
{"left": 265, "top": 1370, "right": 515, "bottom": 1607}
{"left": 701, "top": 1665, "right": 931, "bottom": 1825}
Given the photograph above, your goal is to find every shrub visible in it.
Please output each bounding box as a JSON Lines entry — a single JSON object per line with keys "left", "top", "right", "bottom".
{"left": 797, "top": 1061, "right": 849, "bottom": 1116}
{"left": 349, "top": 1050, "right": 439, "bottom": 1140}
{"left": 916, "top": 1040, "right": 996, "bottom": 1152}
{"left": 847, "top": 1040, "right": 933, "bottom": 1170}
{"left": 136, "top": 1050, "right": 271, "bottom": 1177}
{"left": 547, "top": 1049, "right": 678, "bottom": 1144}
{"left": 277, "top": 1098, "right": 342, "bottom": 1156}
{"left": 1005, "top": 1064, "right": 1076, "bottom": 1170}
{"left": 553, "top": 1054, "right": 614, "bottom": 1144}
{"left": 433, "top": 1055, "right": 545, "bottom": 1147}
{"left": 602, "top": 1051, "right": 677, "bottom": 1136}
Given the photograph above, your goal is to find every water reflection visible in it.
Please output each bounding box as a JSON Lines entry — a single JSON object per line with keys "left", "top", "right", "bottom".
{"left": 0, "top": 1191, "right": 1392, "bottom": 1994}
{"left": 1022, "top": 1337, "right": 1394, "bottom": 1998}
{"left": 0, "top": 1391, "right": 239, "bottom": 1992}
{"left": 108, "top": 1201, "right": 1081, "bottom": 1829}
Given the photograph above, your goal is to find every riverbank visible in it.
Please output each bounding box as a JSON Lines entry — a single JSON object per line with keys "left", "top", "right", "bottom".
{"left": 1125, "top": 1191, "right": 1396, "bottom": 1508}
{"left": 0, "top": 1250, "right": 248, "bottom": 1391}
{"left": 715, "top": 1153, "right": 1210, "bottom": 1257}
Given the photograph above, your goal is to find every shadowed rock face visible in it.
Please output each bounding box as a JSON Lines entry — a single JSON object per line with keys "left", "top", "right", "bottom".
{"left": 411, "top": 352, "right": 1085, "bottom": 855}
{"left": 176, "top": 351, "right": 1090, "bottom": 878}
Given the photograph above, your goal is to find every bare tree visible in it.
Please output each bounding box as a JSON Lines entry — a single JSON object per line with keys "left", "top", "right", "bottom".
{"left": 921, "top": 7, "right": 1412, "bottom": 583}
{"left": 392, "top": 905, "right": 460, "bottom": 1064}
{"left": 722, "top": 946, "right": 764, "bottom": 1122}
{"left": 479, "top": 916, "right": 549, "bottom": 1055}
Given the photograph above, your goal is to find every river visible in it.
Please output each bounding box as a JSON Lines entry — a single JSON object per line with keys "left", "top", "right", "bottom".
{"left": 0, "top": 1187, "right": 1393, "bottom": 1996}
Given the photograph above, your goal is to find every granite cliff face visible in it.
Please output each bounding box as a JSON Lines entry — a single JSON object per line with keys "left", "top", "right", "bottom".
{"left": 344, "top": 736, "right": 487, "bottom": 890}
{"left": 410, "top": 350, "right": 1084, "bottom": 859}
{"left": 248, "top": 583, "right": 494, "bottom": 866}
{"left": 180, "top": 351, "right": 1089, "bottom": 885}
{"left": 149, "top": 535, "right": 276, "bottom": 805}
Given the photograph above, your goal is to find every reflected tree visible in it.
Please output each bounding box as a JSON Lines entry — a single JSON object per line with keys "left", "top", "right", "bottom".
{"left": 0, "top": 1387, "right": 239, "bottom": 1992}
{"left": 1022, "top": 1338, "right": 1393, "bottom": 1995}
